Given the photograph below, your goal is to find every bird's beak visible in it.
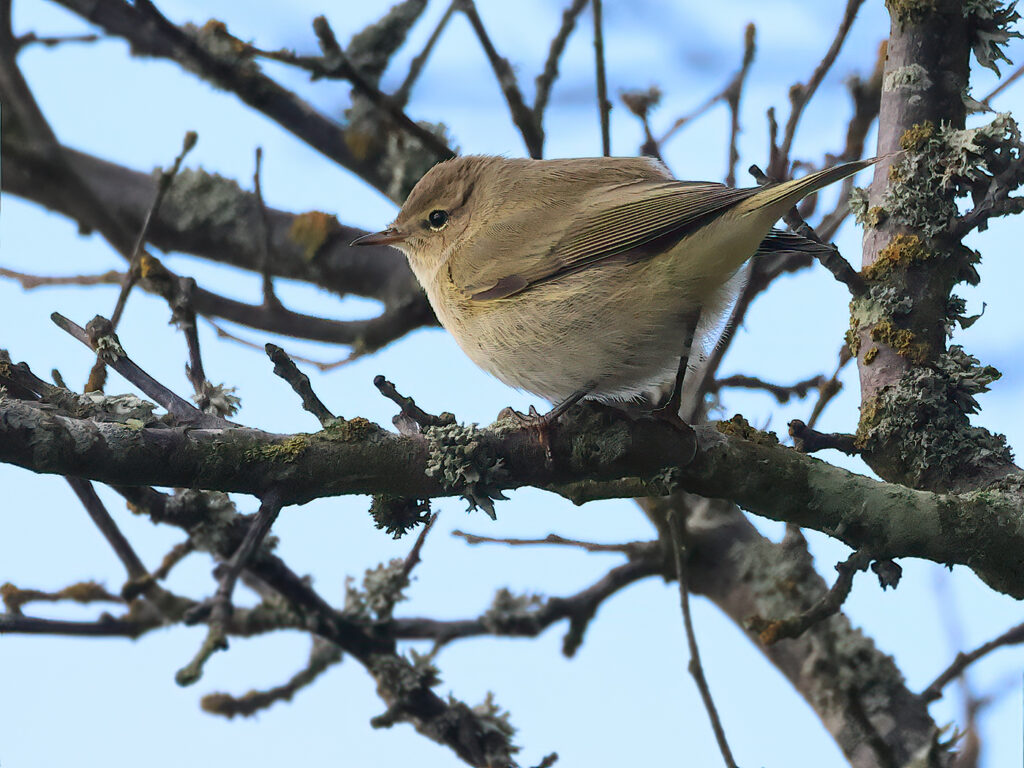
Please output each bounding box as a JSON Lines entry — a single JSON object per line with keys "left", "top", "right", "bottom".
{"left": 350, "top": 227, "right": 407, "bottom": 247}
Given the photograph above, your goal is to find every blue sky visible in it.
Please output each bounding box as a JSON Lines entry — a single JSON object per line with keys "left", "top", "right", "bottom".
{"left": 1, "top": 1, "right": 1022, "bottom": 766}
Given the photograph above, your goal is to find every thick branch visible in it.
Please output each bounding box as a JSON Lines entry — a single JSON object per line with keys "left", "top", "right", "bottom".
{"left": 2, "top": 395, "right": 1022, "bottom": 597}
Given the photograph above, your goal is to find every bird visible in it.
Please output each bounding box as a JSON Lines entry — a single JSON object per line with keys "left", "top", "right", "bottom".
{"left": 353, "top": 154, "right": 873, "bottom": 422}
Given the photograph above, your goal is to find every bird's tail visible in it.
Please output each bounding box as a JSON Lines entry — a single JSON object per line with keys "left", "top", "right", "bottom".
{"left": 736, "top": 157, "right": 879, "bottom": 217}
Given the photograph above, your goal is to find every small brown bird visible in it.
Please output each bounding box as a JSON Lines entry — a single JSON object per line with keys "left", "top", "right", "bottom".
{"left": 353, "top": 155, "right": 872, "bottom": 419}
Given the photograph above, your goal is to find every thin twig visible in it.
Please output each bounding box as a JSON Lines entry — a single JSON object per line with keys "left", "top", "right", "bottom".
{"left": 174, "top": 276, "right": 213, "bottom": 408}
{"left": 453, "top": 530, "right": 656, "bottom": 556}
{"left": 533, "top": 0, "right": 590, "bottom": 124}
{"left": 711, "top": 373, "right": 825, "bottom": 404}
{"left": 252, "top": 147, "right": 281, "bottom": 310}
{"left": 201, "top": 637, "right": 342, "bottom": 718}
{"left": 265, "top": 343, "right": 335, "bottom": 427}
{"left": 458, "top": 0, "right": 544, "bottom": 157}
{"left": 723, "top": 24, "right": 756, "bottom": 186}
{"left": 658, "top": 23, "right": 756, "bottom": 154}
{"left": 88, "top": 130, "right": 196, "bottom": 393}
{"left": 177, "top": 489, "right": 286, "bottom": 686}
{"left": 108, "top": 131, "right": 197, "bottom": 330}
{"left": 749, "top": 163, "right": 866, "bottom": 294}
{"left": 788, "top": 421, "right": 858, "bottom": 454}
{"left": 982, "top": 59, "right": 1024, "bottom": 104}
{"left": 666, "top": 512, "right": 738, "bottom": 768}
{"left": 0, "top": 268, "right": 124, "bottom": 289}
{"left": 591, "top": 0, "right": 610, "bottom": 156}
{"left": 816, "top": 40, "right": 886, "bottom": 241}
{"left": 152, "top": 540, "right": 196, "bottom": 581}
{"left": 67, "top": 478, "right": 148, "bottom": 581}
{"left": 921, "top": 620, "right": 1024, "bottom": 702}
{"left": 805, "top": 344, "right": 854, "bottom": 429}
{"left": 395, "top": 0, "right": 459, "bottom": 106}
{"left": 747, "top": 551, "right": 872, "bottom": 644}
{"left": 312, "top": 16, "right": 455, "bottom": 160}
{"left": 772, "top": 0, "right": 865, "bottom": 178}
{"left": 400, "top": 512, "right": 439, "bottom": 581}
{"left": 243, "top": 19, "right": 454, "bottom": 161}
{"left": 14, "top": 31, "right": 101, "bottom": 52}
{"left": 374, "top": 374, "right": 455, "bottom": 430}
{"left": 51, "top": 313, "right": 226, "bottom": 428}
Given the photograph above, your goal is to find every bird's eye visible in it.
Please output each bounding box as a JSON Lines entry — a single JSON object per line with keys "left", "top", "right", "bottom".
{"left": 427, "top": 210, "right": 449, "bottom": 230}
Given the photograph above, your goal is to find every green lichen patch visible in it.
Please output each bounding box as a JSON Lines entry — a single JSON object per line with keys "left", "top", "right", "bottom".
{"left": 886, "top": 0, "right": 937, "bottom": 24}
{"left": 716, "top": 414, "right": 780, "bottom": 447}
{"left": 322, "top": 416, "right": 381, "bottom": 442}
{"left": 849, "top": 187, "right": 890, "bottom": 230}
{"left": 900, "top": 121, "right": 936, "bottom": 152}
{"left": 245, "top": 435, "right": 308, "bottom": 463}
{"left": 864, "top": 234, "right": 932, "bottom": 281}
{"left": 864, "top": 347, "right": 880, "bottom": 364}
{"left": 870, "top": 320, "right": 930, "bottom": 364}
{"left": 288, "top": 211, "right": 341, "bottom": 261}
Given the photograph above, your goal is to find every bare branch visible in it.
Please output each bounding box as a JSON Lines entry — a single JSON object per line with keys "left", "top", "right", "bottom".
{"left": 177, "top": 488, "right": 286, "bottom": 686}
{"left": 667, "top": 512, "right": 737, "bottom": 768}
{"left": 395, "top": 0, "right": 459, "bottom": 106}
{"left": 772, "top": 0, "right": 866, "bottom": 178}
{"left": 458, "top": 0, "right": 544, "bottom": 157}
{"left": 921, "top": 620, "right": 1024, "bottom": 703}
{"left": 591, "top": 0, "right": 611, "bottom": 156}
{"left": 534, "top": 0, "right": 590, "bottom": 124}
{"left": 201, "top": 637, "right": 342, "bottom": 718}
{"left": 265, "top": 344, "right": 336, "bottom": 427}
{"left": 67, "top": 477, "right": 148, "bottom": 582}
{"left": 453, "top": 530, "right": 656, "bottom": 556}
{"left": 711, "top": 373, "right": 825, "bottom": 404}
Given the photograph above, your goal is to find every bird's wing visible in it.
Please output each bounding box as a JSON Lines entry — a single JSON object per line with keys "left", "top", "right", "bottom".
{"left": 448, "top": 179, "right": 759, "bottom": 301}
{"left": 755, "top": 228, "right": 836, "bottom": 259}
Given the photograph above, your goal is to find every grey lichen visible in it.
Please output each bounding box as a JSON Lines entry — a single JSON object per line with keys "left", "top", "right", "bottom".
{"left": 344, "top": 559, "right": 409, "bottom": 621}
{"left": 423, "top": 422, "right": 508, "bottom": 519}
{"left": 159, "top": 167, "right": 255, "bottom": 245}
{"left": 481, "top": 588, "right": 545, "bottom": 634}
{"left": 865, "top": 285, "right": 914, "bottom": 318}
{"left": 48, "top": 392, "right": 158, "bottom": 425}
{"left": 882, "top": 63, "right": 933, "bottom": 93}
{"left": 963, "top": 0, "right": 1022, "bottom": 75}
{"left": 93, "top": 333, "right": 124, "bottom": 363}
{"left": 469, "top": 692, "right": 518, "bottom": 744}
{"left": 369, "top": 650, "right": 440, "bottom": 708}
{"left": 848, "top": 186, "right": 870, "bottom": 224}
{"left": 857, "top": 356, "right": 1012, "bottom": 488}
{"left": 369, "top": 495, "right": 431, "bottom": 538}
{"left": 184, "top": 491, "right": 241, "bottom": 555}
{"left": 181, "top": 21, "right": 260, "bottom": 77}
{"left": 193, "top": 382, "right": 241, "bottom": 417}
{"left": 883, "top": 113, "right": 1024, "bottom": 236}
{"left": 345, "top": 0, "right": 427, "bottom": 86}
{"left": 934, "top": 345, "right": 1002, "bottom": 413}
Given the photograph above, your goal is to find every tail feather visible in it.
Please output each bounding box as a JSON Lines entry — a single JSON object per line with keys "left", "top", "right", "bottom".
{"left": 736, "top": 157, "right": 878, "bottom": 216}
